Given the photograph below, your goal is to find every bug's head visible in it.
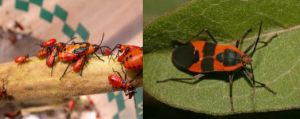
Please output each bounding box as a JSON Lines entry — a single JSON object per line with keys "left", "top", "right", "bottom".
{"left": 92, "top": 44, "right": 100, "bottom": 52}
{"left": 116, "top": 44, "right": 122, "bottom": 49}
{"left": 124, "top": 47, "right": 131, "bottom": 54}
{"left": 57, "top": 43, "right": 66, "bottom": 49}
{"left": 241, "top": 55, "right": 252, "bottom": 65}
{"left": 126, "top": 85, "right": 136, "bottom": 99}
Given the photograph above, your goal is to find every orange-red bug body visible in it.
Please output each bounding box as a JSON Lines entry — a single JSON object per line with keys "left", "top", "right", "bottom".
{"left": 37, "top": 48, "right": 49, "bottom": 58}
{"left": 73, "top": 56, "right": 86, "bottom": 72}
{"left": 108, "top": 74, "right": 136, "bottom": 99}
{"left": 39, "top": 38, "right": 56, "bottom": 48}
{"left": 15, "top": 54, "right": 29, "bottom": 63}
{"left": 68, "top": 99, "right": 75, "bottom": 111}
{"left": 184, "top": 41, "right": 247, "bottom": 73}
{"left": 46, "top": 48, "right": 58, "bottom": 67}
{"left": 121, "top": 48, "right": 143, "bottom": 70}
{"left": 108, "top": 75, "right": 125, "bottom": 88}
{"left": 59, "top": 43, "right": 98, "bottom": 61}
{"left": 4, "top": 111, "right": 21, "bottom": 119}
{"left": 104, "top": 48, "right": 111, "bottom": 55}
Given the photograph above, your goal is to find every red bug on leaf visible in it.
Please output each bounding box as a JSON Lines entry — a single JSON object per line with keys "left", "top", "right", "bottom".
{"left": 157, "top": 21, "right": 277, "bottom": 111}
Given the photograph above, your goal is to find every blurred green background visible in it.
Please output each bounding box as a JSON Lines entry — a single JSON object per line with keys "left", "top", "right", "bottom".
{"left": 143, "top": 0, "right": 300, "bottom": 118}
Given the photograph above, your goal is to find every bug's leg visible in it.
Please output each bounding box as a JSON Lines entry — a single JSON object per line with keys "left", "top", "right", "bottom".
{"left": 242, "top": 67, "right": 276, "bottom": 95}
{"left": 129, "top": 70, "right": 142, "bottom": 83}
{"left": 203, "top": 29, "right": 218, "bottom": 44}
{"left": 257, "top": 34, "right": 278, "bottom": 50}
{"left": 65, "top": 37, "right": 77, "bottom": 45}
{"left": 46, "top": 47, "right": 51, "bottom": 64}
{"left": 80, "top": 56, "right": 87, "bottom": 77}
{"left": 94, "top": 53, "right": 104, "bottom": 62}
{"left": 236, "top": 28, "right": 253, "bottom": 48}
{"left": 242, "top": 66, "right": 256, "bottom": 103}
{"left": 59, "top": 61, "right": 72, "bottom": 80}
{"left": 156, "top": 74, "right": 204, "bottom": 83}
{"left": 51, "top": 57, "right": 55, "bottom": 77}
{"left": 229, "top": 72, "right": 234, "bottom": 111}
{"left": 112, "top": 68, "right": 123, "bottom": 79}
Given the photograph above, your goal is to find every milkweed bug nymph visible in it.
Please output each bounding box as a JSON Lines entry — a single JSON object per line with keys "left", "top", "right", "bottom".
{"left": 108, "top": 67, "right": 139, "bottom": 99}
{"left": 15, "top": 54, "right": 29, "bottom": 63}
{"left": 157, "top": 21, "right": 277, "bottom": 111}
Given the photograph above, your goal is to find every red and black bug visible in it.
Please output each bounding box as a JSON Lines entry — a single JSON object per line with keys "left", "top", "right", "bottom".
{"left": 58, "top": 33, "right": 110, "bottom": 80}
{"left": 37, "top": 38, "right": 57, "bottom": 48}
{"left": 157, "top": 21, "right": 277, "bottom": 111}
{"left": 108, "top": 67, "right": 139, "bottom": 99}
{"left": 73, "top": 55, "right": 87, "bottom": 77}
{"left": 15, "top": 54, "right": 29, "bottom": 63}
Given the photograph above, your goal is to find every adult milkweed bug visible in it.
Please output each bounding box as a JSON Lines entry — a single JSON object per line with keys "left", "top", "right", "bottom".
{"left": 14, "top": 54, "right": 29, "bottom": 63}
{"left": 108, "top": 67, "right": 139, "bottom": 99}
{"left": 157, "top": 21, "right": 277, "bottom": 111}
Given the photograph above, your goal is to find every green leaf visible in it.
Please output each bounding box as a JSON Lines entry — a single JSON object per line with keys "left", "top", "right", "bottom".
{"left": 144, "top": 0, "right": 300, "bottom": 115}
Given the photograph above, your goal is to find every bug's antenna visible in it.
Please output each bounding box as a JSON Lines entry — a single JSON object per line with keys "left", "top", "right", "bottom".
{"left": 99, "top": 33, "right": 105, "bottom": 47}
{"left": 244, "top": 21, "right": 262, "bottom": 56}
{"left": 250, "top": 21, "right": 263, "bottom": 57}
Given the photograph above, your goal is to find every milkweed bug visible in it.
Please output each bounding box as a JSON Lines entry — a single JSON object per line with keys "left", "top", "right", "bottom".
{"left": 108, "top": 67, "right": 139, "bottom": 99}
{"left": 14, "top": 54, "right": 29, "bottom": 63}
{"left": 58, "top": 33, "right": 110, "bottom": 80}
{"left": 73, "top": 55, "right": 87, "bottom": 77}
{"left": 36, "top": 38, "right": 57, "bottom": 48}
{"left": 157, "top": 21, "right": 277, "bottom": 111}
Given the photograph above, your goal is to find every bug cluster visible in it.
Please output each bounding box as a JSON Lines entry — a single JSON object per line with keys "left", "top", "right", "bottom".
{"left": 14, "top": 33, "right": 143, "bottom": 99}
